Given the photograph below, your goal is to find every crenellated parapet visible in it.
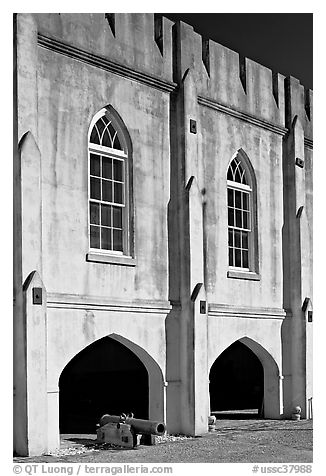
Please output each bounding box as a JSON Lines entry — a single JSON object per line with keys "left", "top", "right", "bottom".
{"left": 172, "top": 20, "right": 286, "bottom": 127}
{"left": 285, "top": 76, "right": 313, "bottom": 142}
{"left": 35, "top": 13, "right": 175, "bottom": 83}
{"left": 171, "top": 19, "right": 313, "bottom": 135}
{"left": 22, "top": 13, "right": 312, "bottom": 137}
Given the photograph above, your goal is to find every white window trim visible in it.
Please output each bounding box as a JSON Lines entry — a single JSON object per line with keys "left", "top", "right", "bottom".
{"left": 86, "top": 251, "right": 136, "bottom": 266}
{"left": 227, "top": 180, "right": 251, "bottom": 192}
{"left": 89, "top": 144, "right": 127, "bottom": 160}
{"left": 227, "top": 151, "right": 259, "bottom": 278}
{"left": 87, "top": 107, "right": 133, "bottom": 261}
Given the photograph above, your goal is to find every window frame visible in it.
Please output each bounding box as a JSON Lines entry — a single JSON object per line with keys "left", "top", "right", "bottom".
{"left": 226, "top": 150, "right": 260, "bottom": 279}
{"left": 87, "top": 107, "right": 134, "bottom": 262}
{"left": 227, "top": 179, "right": 252, "bottom": 271}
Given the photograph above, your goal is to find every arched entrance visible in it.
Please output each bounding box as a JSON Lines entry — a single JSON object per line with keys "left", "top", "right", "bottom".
{"left": 209, "top": 337, "right": 282, "bottom": 419}
{"left": 59, "top": 336, "right": 149, "bottom": 433}
{"left": 209, "top": 340, "right": 264, "bottom": 418}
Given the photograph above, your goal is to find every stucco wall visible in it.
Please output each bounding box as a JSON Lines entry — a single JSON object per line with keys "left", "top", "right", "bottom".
{"left": 37, "top": 47, "right": 171, "bottom": 302}
{"left": 46, "top": 308, "right": 167, "bottom": 392}
{"left": 207, "top": 316, "right": 283, "bottom": 371}
{"left": 304, "top": 146, "right": 313, "bottom": 298}
{"left": 14, "top": 13, "right": 313, "bottom": 454}
{"left": 200, "top": 108, "right": 284, "bottom": 309}
{"left": 35, "top": 13, "right": 174, "bottom": 82}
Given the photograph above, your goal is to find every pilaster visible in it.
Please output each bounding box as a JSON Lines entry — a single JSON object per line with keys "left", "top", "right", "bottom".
{"left": 170, "top": 61, "right": 208, "bottom": 434}
{"left": 282, "top": 110, "right": 311, "bottom": 418}
{"left": 14, "top": 13, "right": 46, "bottom": 454}
{"left": 14, "top": 271, "right": 48, "bottom": 456}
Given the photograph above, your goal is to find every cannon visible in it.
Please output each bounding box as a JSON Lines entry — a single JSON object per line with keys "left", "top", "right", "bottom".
{"left": 96, "top": 413, "right": 166, "bottom": 449}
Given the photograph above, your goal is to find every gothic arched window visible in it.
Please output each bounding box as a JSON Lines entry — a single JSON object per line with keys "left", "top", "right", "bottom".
{"left": 88, "top": 107, "right": 132, "bottom": 256}
{"left": 227, "top": 151, "right": 257, "bottom": 272}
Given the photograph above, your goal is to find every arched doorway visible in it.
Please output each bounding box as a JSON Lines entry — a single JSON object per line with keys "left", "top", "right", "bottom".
{"left": 59, "top": 336, "right": 149, "bottom": 433}
{"left": 209, "top": 340, "right": 264, "bottom": 418}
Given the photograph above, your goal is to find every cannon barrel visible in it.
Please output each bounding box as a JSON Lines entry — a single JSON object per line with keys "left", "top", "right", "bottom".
{"left": 99, "top": 414, "right": 166, "bottom": 436}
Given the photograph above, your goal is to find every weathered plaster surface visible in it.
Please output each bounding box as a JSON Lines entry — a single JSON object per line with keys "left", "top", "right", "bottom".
{"left": 14, "top": 13, "right": 313, "bottom": 455}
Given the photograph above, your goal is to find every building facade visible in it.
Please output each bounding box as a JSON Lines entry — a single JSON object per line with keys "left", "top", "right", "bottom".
{"left": 13, "top": 13, "right": 313, "bottom": 456}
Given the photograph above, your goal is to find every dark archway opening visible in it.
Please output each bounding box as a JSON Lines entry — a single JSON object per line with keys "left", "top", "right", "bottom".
{"left": 209, "top": 341, "right": 264, "bottom": 418}
{"left": 59, "top": 336, "right": 149, "bottom": 433}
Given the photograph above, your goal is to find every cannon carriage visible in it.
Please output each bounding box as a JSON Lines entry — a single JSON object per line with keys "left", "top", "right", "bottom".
{"left": 96, "top": 413, "right": 166, "bottom": 449}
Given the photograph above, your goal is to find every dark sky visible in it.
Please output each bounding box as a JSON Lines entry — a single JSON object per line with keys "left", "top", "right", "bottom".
{"left": 162, "top": 13, "right": 313, "bottom": 90}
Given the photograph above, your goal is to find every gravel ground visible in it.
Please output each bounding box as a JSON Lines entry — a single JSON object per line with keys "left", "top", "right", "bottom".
{"left": 13, "top": 419, "right": 312, "bottom": 464}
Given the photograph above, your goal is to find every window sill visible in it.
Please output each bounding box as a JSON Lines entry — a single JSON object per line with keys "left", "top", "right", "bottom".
{"left": 227, "top": 270, "right": 260, "bottom": 281}
{"left": 86, "top": 252, "right": 136, "bottom": 267}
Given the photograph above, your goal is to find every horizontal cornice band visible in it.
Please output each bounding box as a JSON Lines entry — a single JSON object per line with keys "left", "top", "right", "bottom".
{"left": 170, "top": 301, "right": 288, "bottom": 319}
{"left": 198, "top": 96, "right": 288, "bottom": 136}
{"left": 198, "top": 95, "right": 313, "bottom": 147}
{"left": 37, "top": 34, "right": 177, "bottom": 93}
{"left": 47, "top": 292, "right": 171, "bottom": 314}
{"left": 208, "top": 303, "right": 287, "bottom": 320}
{"left": 46, "top": 294, "right": 291, "bottom": 319}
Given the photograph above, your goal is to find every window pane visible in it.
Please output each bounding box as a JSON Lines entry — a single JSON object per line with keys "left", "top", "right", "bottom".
{"left": 228, "top": 229, "right": 233, "bottom": 246}
{"left": 228, "top": 208, "right": 234, "bottom": 226}
{"left": 101, "top": 204, "right": 111, "bottom": 227}
{"left": 113, "top": 134, "right": 122, "bottom": 151}
{"left": 243, "top": 193, "right": 249, "bottom": 211}
{"left": 229, "top": 247, "right": 234, "bottom": 266}
{"left": 102, "top": 180, "right": 113, "bottom": 202}
{"left": 108, "top": 123, "right": 116, "bottom": 144}
{"left": 235, "top": 190, "right": 241, "bottom": 208}
{"left": 90, "top": 177, "right": 101, "bottom": 200}
{"left": 90, "top": 127, "right": 100, "bottom": 145}
{"left": 113, "top": 206, "right": 122, "bottom": 228}
{"left": 113, "top": 160, "right": 123, "bottom": 182}
{"left": 90, "top": 202, "right": 100, "bottom": 225}
{"left": 101, "top": 227, "right": 111, "bottom": 250}
{"left": 235, "top": 168, "right": 242, "bottom": 183}
{"left": 235, "top": 210, "right": 242, "bottom": 228}
{"left": 113, "top": 229, "right": 123, "bottom": 252}
{"left": 243, "top": 250, "right": 249, "bottom": 268}
{"left": 90, "top": 225, "right": 100, "bottom": 248}
{"left": 235, "top": 230, "right": 241, "bottom": 248}
{"left": 114, "top": 182, "right": 124, "bottom": 204}
{"left": 243, "top": 211, "right": 249, "bottom": 230}
{"left": 90, "top": 154, "right": 100, "bottom": 176}
{"left": 101, "top": 128, "right": 111, "bottom": 148}
{"left": 102, "top": 157, "right": 112, "bottom": 179}
{"left": 227, "top": 188, "right": 234, "bottom": 206}
{"left": 242, "top": 231, "right": 248, "bottom": 250}
{"left": 235, "top": 249, "right": 241, "bottom": 267}
{"left": 96, "top": 118, "right": 106, "bottom": 141}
